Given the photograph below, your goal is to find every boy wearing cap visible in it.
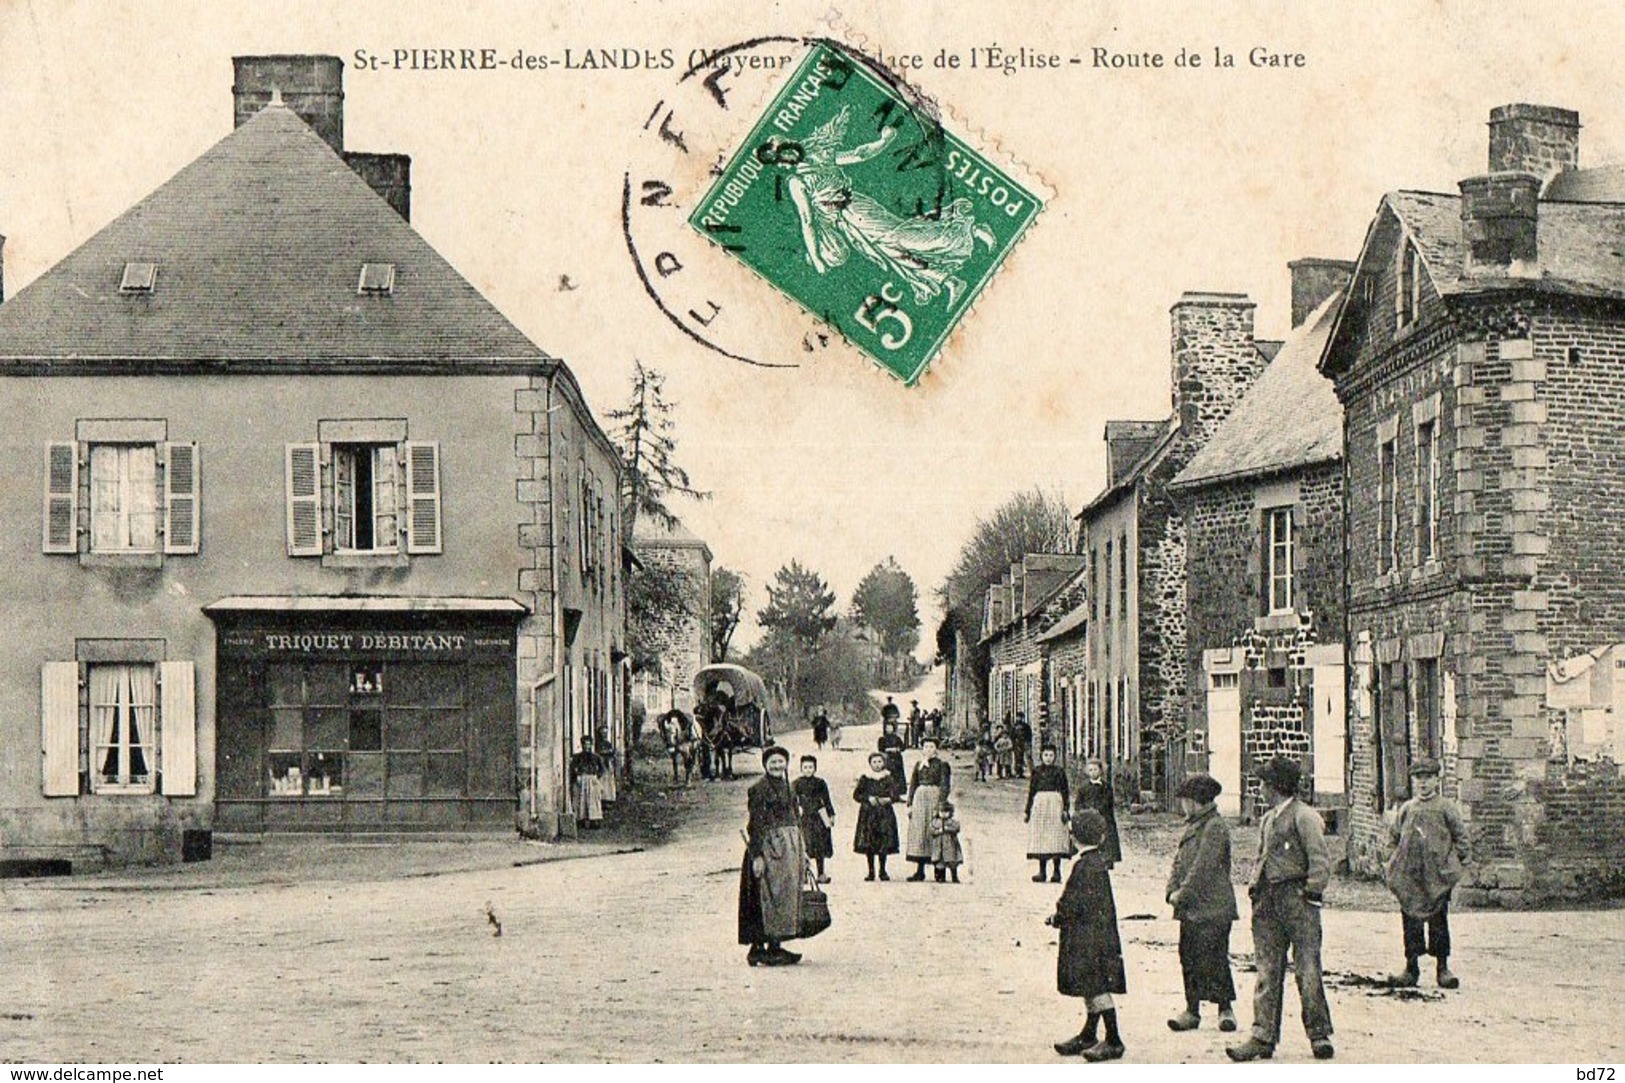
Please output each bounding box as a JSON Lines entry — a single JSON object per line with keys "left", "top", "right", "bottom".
{"left": 1384, "top": 758, "right": 1467, "bottom": 989}
{"left": 1165, "top": 773, "right": 1238, "bottom": 1033}
{"left": 1226, "top": 756, "right": 1334, "bottom": 1062}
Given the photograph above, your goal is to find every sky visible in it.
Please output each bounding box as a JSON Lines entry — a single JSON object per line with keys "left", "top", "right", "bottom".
{"left": 5, "top": 0, "right": 1625, "bottom": 654}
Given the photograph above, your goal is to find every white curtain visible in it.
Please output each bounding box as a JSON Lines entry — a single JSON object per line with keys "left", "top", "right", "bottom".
{"left": 89, "top": 445, "right": 157, "bottom": 551}
{"left": 91, "top": 664, "right": 156, "bottom": 788}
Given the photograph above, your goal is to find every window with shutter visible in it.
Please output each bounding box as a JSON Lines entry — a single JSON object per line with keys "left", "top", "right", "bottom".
{"left": 41, "top": 661, "right": 80, "bottom": 796}
{"left": 286, "top": 443, "right": 323, "bottom": 556}
{"left": 43, "top": 442, "right": 79, "bottom": 554}
{"left": 163, "top": 442, "right": 200, "bottom": 554}
{"left": 159, "top": 660, "right": 196, "bottom": 796}
{"left": 404, "top": 441, "right": 443, "bottom": 554}
{"left": 88, "top": 662, "right": 157, "bottom": 794}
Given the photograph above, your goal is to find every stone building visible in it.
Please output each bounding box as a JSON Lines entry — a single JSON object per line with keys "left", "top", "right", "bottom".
{"left": 0, "top": 56, "right": 624, "bottom": 866}
{"left": 630, "top": 517, "right": 712, "bottom": 716}
{"left": 1170, "top": 262, "right": 1351, "bottom": 820}
{"left": 1077, "top": 294, "right": 1280, "bottom": 802}
{"left": 982, "top": 555, "right": 1086, "bottom": 760}
{"left": 1321, "top": 103, "right": 1625, "bottom": 902}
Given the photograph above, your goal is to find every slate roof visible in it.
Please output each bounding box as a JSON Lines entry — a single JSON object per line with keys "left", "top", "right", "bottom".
{"left": 1386, "top": 189, "right": 1625, "bottom": 301}
{"left": 1035, "top": 599, "right": 1087, "bottom": 644}
{"left": 0, "top": 104, "right": 549, "bottom": 365}
{"left": 632, "top": 516, "right": 713, "bottom": 561}
{"left": 1171, "top": 292, "right": 1343, "bottom": 490}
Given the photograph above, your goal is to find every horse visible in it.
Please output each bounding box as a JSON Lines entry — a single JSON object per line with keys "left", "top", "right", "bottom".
{"left": 658, "top": 710, "right": 697, "bottom": 786}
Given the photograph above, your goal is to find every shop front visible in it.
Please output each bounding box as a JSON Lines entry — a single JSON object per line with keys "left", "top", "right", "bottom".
{"left": 207, "top": 599, "right": 525, "bottom": 832}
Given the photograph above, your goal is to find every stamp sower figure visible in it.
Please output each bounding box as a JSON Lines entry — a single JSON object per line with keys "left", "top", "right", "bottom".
{"left": 1384, "top": 758, "right": 1467, "bottom": 989}
{"left": 763, "top": 105, "right": 995, "bottom": 309}
{"left": 1075, "top": 759, "right": 1122, "bottom": 867}
{"left": 1049, "top": 808, "right": 1128, "bottom": 1061}
{"left": 1165, "top": 773, "right": 1239, "bottom": 1034}
{"left": 1226, "top": 756, "right": 1334, "bottom": 1062}
{"left": 793, "top": 754, "right": 835, "bottom": 884}
{"left": 738, "top": 745, "right": 805, "bottom": 967}
{"left": 905, "top": 738, "right": 952, "bottom": 881}
{"left": 931, "top": 800, "right": 963, "bottom": 883}
{"left": 1025, "top": 746, "right": 1073, "bottom": 883}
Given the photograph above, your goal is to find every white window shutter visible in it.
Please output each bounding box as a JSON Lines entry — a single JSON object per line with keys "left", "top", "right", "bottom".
{"left": 404, "top": 441, "right": 442, "bottom": 554}
{"left": 41, "top": 661, "right": 79, "bottom": 796}
{"left": 163, "top": 442, "right": 200, "bottom": 554}
{"left": 159, "top": 660, "right": 197, "bottom": 796}
{"left": 43, "top": 442, "right": 78, "bottom": 554}
{"left": 285, "top": 443, "right": 323, "bottom": 556}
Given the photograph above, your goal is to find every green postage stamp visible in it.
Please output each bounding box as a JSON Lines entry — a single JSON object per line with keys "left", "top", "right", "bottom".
{"left": 688, "top": 42, "right": 1043, "bottom": 384}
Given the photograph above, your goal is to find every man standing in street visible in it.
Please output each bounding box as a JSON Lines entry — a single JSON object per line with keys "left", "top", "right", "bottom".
{"left": 1012, "top": 712, "right": 1033, "bottom": 778}
{"left": 1226, "top": 756, "right": 1334, "bottom": 1062}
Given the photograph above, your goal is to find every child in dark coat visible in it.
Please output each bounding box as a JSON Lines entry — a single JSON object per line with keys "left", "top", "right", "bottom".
{"left": 853, "top": 750, "right": 902, "bottom": 881}
{"left": 793, "top": 755, "right": 835, "bottom": 884}
{"left": 1164, "top": 773, "right": 1239, "bottom": 1033}
{"left": 1048, "top": 808, "right": 1127, "bottom": 1061}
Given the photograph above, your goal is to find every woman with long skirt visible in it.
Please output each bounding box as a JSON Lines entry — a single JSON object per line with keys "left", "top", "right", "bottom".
{"left": 905, "top": 738, "right": 952, "bottom": 881}
{"left": 1026, "top": 746, "right": 1073, "bottom": 882}
{"left": 738, "top": 746, "right": 806, "bottom": 967}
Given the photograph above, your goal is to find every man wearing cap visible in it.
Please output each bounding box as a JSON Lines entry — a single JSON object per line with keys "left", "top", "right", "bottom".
{"left": 1383, "top": 758, "right": 1467, "bottom": 989}
{"left": 1226, "top": 756, "right": 1334, "bottom": 1062}
{"left": 1165, "top": 773, "right": 1238, "bottom": 1034}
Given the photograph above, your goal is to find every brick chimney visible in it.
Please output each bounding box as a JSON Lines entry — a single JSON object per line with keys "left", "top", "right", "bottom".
{"left": 234, "top": 55, "right": 345, "bottom": 152}
{"left": 232, "top": 54, "right": 411, "bottom": 221}
{"left": 1489, "top": 104, "right": 1580, "bottom": 185}
{"left": 1287, "top": 258, "right": 1354, "bottom": 328}
{"left": 1460, "top": 173, "right": 1540, "bottom": 271}
{"left": 1170, "top": 292, "right": 1262, "bottom": 452}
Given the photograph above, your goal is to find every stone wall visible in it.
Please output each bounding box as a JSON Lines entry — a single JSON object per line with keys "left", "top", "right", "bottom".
{"left": 631, "top": 540, "right": 710, "bottom": 714}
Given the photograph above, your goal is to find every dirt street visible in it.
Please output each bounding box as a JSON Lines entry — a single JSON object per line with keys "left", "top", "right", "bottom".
{"left": 1, "top": 723, "right": 1621, "bottom": 1063}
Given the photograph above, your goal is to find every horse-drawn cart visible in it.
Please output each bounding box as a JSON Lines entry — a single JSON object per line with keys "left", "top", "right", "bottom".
{"left": 691, "top": 664, "right": 774, "bottom": 779}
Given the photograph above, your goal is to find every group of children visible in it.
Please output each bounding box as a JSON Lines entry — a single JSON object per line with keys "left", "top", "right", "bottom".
{"left": 1048, "top": 754, "right": 1468, "bottom": 1063}
{"left": 789, "top": 748, "right": 966, "bottom": 884}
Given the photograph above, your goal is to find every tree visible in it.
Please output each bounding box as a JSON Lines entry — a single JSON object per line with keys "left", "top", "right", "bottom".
{"left": 608, "top": 360, "right": 708, "bottom": 538}
{"left": 851, "top": 556, "right": 921, "bottom": 665}
{"left": 625, "top": 559, "right": 699, "bottom": 680}
{"left": 757, "top": 560, "right": 838, "bottom": 708}
{"left": 938, "top": 488, "right": 1073, "bottom": 719}
{"left": 709, "top": 566, "right": 746, "bottom": 662}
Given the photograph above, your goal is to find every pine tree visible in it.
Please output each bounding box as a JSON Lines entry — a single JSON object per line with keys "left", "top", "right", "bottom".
{"left": 607, "top": 360, "right": 709, "bottom": 539}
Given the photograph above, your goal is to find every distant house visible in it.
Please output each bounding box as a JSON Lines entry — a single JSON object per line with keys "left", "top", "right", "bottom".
{"left": 630, "top": 517, "right": 712, "bottom": 716}
{"left": 0, "top": 56, "right": 623, "bottom": 865}
{"left": 1170, "top": 261, "right": 1351, "bottom": 820}
{"left": 981, "top": 554, "right": 1086, "bottom": 760}
{"left": 1077, "top": 293, "right": 1280, "bottom": 802}
{"left": 1321, "top": 103, "right": 1625, "bottom": 902}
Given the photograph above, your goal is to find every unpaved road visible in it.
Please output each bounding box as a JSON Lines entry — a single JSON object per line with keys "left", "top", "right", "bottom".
{"left": 1, "top": 724, "right": 1621, "bottom": 1063}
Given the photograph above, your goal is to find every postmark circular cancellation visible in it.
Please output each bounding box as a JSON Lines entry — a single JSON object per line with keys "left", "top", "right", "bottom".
{"left": 623, "top": 32, "right": 1046, "bottom": 385}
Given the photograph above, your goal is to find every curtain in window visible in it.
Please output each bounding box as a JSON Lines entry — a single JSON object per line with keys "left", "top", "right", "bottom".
{"left": 90, "top": 445, "right": 157, "bottom": 551}
{"left": 91, "top": 663, "right": 157, "bottom": 788}
{"left": 372, "top": 445, "right": 398, "bottom": 549}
